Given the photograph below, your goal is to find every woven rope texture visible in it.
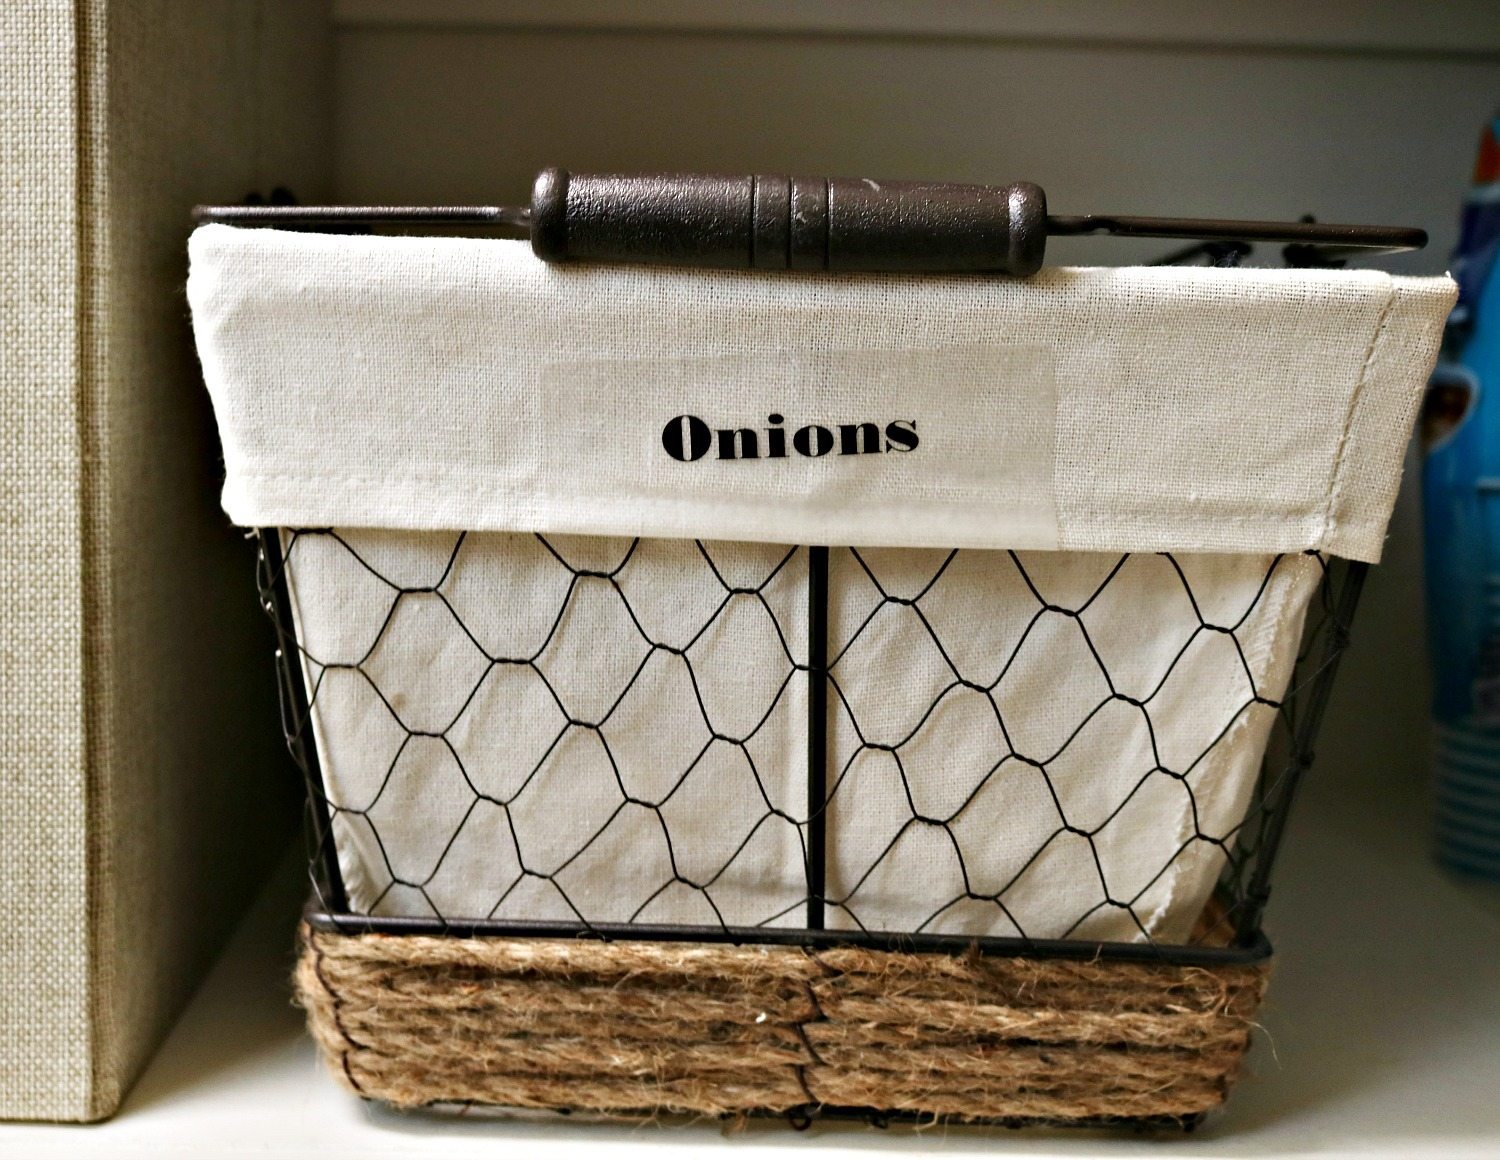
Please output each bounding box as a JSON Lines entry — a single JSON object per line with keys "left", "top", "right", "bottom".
{"left": 296, "top": 926, "right": 1267, "bottom": 1124}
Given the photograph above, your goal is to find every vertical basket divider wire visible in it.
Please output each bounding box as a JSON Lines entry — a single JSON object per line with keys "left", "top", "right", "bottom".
{"left": 806, "top": 546, "right": 830, "bottom": 931}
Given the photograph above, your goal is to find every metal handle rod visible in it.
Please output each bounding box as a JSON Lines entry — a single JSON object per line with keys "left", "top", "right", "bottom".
{"left": 1048, "top": 213, "right": 1425, "bottom": 254}
{"left": 192, "top": 202, "right": 1425, "bottom": 252}
{"left": 193, "top": 169, "right": 1427, "bottom": 274}
{"left": 192, "top": 204, "right": 533, "bottom": 229}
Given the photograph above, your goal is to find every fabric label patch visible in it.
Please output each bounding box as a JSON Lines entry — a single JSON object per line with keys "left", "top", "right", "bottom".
{"left": 538, "top": 345, "right": 1058, "bottom": 546}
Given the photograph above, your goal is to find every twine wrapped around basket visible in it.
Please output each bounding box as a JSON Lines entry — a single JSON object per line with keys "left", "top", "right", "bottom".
{"left": 188, "top": 222, "right": 1453, "bottom": 1128}
{"left": 295, "top": 926, "right": 1266, "bottom": 1124}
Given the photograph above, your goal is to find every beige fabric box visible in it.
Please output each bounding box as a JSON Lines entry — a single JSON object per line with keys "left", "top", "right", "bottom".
{"left": 0, "top": 0, "right": 328, "bottom": 1121}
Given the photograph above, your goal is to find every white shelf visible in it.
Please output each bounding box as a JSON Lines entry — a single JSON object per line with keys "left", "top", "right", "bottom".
{"left": 4, "top": 765, "right": 1499, "bottom": 1158}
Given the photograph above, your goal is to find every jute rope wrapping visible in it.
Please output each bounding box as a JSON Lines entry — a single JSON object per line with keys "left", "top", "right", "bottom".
{"left": 295, "top": 926, "right": 1268, "bottom": 1123}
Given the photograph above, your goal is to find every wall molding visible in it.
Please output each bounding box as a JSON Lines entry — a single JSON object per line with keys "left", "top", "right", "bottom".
{"left": 334, "top": 1, "right": 1500, "bottom": 57}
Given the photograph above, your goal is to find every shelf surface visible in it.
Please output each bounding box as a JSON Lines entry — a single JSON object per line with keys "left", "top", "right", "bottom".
{"left": 3, "top": 763, "right": 1499, "bottom": 1158}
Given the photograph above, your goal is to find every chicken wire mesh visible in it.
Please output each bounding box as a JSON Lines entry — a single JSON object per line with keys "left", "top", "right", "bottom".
{"left": 256, "top": 527, "right": 1363, "bottom": 965}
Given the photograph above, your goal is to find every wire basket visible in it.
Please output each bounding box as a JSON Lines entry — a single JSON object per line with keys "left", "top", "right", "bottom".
{"left": 187, "top": 208, "right": 1450, "bottom": 1128}
{"left": 261, "top": 527, "right": 1361, "bottom": 1125}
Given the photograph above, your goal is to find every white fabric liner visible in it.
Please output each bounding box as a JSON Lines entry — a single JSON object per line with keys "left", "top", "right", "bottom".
{"left": 822, "top": 545, "right": 1316, "bottom": 943}
{"left": 188, "top": 228, "right": 1451, "bottom": 941}
{"left": 188, "top": 225, "right": 1454, "bottom": 564}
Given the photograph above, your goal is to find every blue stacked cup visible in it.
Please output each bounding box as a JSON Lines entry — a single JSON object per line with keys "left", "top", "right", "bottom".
{"left": 1424, "top": 113, "right": 1500, "bottom": 884}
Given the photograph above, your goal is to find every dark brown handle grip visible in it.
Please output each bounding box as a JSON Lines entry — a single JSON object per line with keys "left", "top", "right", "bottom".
{"left": 530, "top": 168, "right": 1048, "bottom": 276}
